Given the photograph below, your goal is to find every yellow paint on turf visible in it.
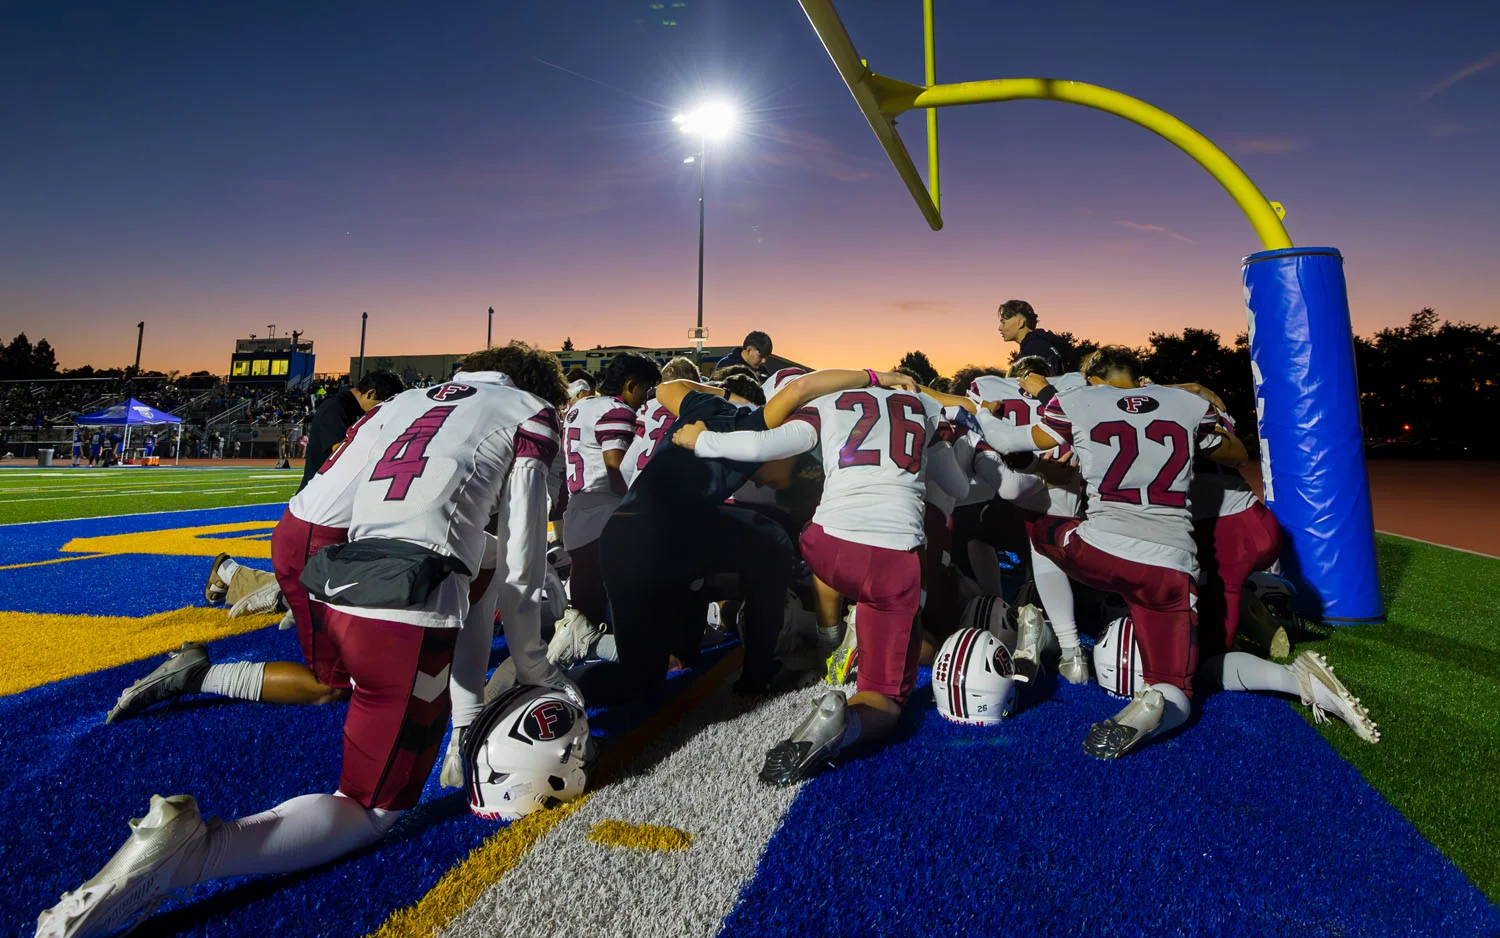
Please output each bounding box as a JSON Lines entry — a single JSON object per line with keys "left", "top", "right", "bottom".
{"left": 587, "top": 820, "right": 693, "bottom": 852}
{"left": 60, "top": 521, "right": 277, "bottom": 559}
{"left": 0, "top": 553, "right": 109, "bottom": 571}
{"left": 0, "top": 607, "right": 280, "bottom": 696}
{"left": 368, "top": 647, "right": 745, "bottom": 938}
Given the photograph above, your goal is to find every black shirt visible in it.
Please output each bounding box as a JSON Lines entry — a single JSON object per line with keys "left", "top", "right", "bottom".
{"left": 624, "top": 391, "right": 767, "bottom": 513}
{"left": 1019, "top": 329, "right": 1069, "bottom": 374}
{"left": 715, "top": 349, "right": 765, "bottom": 378}
{"left": 298, "top": 388, "right": 365, "bottom": 492}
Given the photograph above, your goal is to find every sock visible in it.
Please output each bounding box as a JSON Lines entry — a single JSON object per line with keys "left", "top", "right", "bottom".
{"left": 1201, "top": 652, "right": 1300, "bottom": 696}
{"left": 1148, "top": 683, "right": 1192, "bottom": 736}
{"left": 968, "top": 542, "right": 1005, "bottom": 596}
{"left": 199, "top": 662, "right": 265, "bottom": 701}
{"left": 188, "top": 793, "right": 400, "bottom": 886}
{"left": 1029, "top": 545, "right": 1079, "bottom": 651}
{"left": 837, "top": 708, "right": 863, "bottom": 749}
{"left": 217, "top": 558, "right": 242, "bottom": 585}
{"left": 816, "top": 625, "right": 840, "bottom": 649}
{"left": 592, "top": 634, "right": 619, "bottom": 662}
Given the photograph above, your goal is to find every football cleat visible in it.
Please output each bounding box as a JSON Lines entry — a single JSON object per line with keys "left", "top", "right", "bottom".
{"left": 1012, "top": 604, "right": 1050, "bottom": 684}
{"left": 277, "top": 610, "right": 296, "bottom": 631}
{"left": 35, "top": 794, "right": 207, "bottom": 938}
{"left": 546, "top": 609, "right": 604, "bottom": 669}
{"left": 1291, "top": 651, "right": 1380, "bottom": 743}
{"left": 1057, "top": 646, "right": 1092, "bottom": 685}
{"left": 823, "top": 609, "right": 858, "bottom": 686}
{"left": 1083, "top": 688, "right": 1165, "bottom": 760}
{"left": 228, "top": 582, "right": 284, "bottom": 619}
{"left": 439, "top": 727, "right": 467, "bottom": 789}
{"left": 759, "top": 690, "right": 847, "bottom": 787}
{"left": 106, "top": 643, "right": 210, "bottom": 723}
{"left": 203, "top": 553, "right": 231, "bottom": 605}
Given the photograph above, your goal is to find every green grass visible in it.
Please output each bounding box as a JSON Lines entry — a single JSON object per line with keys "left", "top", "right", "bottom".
{"left": 0, "top": 468, "right": 300, "bottom": 524}
{"left": 1297, "top": 534, "right": 1500, "bottom": 898}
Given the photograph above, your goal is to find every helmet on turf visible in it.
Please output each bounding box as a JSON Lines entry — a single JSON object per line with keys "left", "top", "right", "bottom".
{"left": 1245, "top": 571, "right": 1295, "bottom": 617}
{"left": 932, "top": 628, "right": 1018, "bottom": 725}
{"left": 1093, "top": 617, "right": 1144, "bottom": 698}
{"left": 958, "top": 594, "right": 1015, "bottom": 646}
{"left": 463, "top": 685, "right": 591, "bottom": 821}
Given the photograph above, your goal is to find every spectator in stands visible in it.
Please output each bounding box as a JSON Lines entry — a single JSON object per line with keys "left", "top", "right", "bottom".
{"left": 298, "top": 370, "right": 403, "bottom": 491}
{"left": 996, "top": 299, "right": 1069, "bottom": 373}
{"left": 717, "top": 331, "right": 774, "bottom": 378}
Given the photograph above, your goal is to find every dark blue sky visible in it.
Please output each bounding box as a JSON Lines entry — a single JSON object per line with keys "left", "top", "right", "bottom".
{"left": 2, "top": 0, "right": 1497, "bottom": 373}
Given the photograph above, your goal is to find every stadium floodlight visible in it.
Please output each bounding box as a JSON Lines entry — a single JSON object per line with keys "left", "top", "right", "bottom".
{"left": 674, "top": 100, "right": 737, "bottom": 361}
{"left": 673, "top": 102, "right": 735, "bottom": 140}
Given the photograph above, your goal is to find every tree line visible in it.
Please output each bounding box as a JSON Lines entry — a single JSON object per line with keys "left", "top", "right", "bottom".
{"left": 893, "top": 308, "right": 1500, "bottom": 458}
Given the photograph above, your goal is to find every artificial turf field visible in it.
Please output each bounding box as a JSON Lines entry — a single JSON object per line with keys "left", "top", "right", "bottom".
{"left": 2, "top": 467, "right": 1498, "bottom": 937}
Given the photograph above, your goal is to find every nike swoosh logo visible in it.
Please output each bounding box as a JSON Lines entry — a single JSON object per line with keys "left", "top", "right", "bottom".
{"left": 324, "top": 579, "right": 359, "bottom": 597}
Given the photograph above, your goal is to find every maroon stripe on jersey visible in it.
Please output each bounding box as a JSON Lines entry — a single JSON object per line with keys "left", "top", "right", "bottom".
{"left": 596, "top": 427, "right": 636, "bottom": 444}
{"left": 516, "top": 409, "right": 561, "bottom": 464}
{"left": 600, "top": 406, "right": 638, "bottom": 424}
{"left": 787, "top": 406, "right": 821, "bottom": 434}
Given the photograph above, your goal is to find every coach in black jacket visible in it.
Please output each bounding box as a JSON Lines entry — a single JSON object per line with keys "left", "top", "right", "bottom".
{"left": 997, "top": 299, "right": 1070, "bottom": 374}
{"left": 297, "top": 371, "right": 403, "bottom": 491}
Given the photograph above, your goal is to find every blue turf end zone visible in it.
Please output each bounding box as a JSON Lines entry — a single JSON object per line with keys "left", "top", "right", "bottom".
{"left": 721, "top": 675, "right": 1500, "bottom": 938}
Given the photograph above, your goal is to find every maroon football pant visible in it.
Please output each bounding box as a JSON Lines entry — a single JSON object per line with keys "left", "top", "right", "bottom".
{"left": 1030, "top": 517, "right": 1199, "bottom": 697}
{"left": 270, "top": 508, "right": 351, "bottom": 688}
{"left": 1195, "top": 502, "right": 1282, "bottom": 657}
{"left": 318, "top": 608, "right": 458, "bottom": 810}
{"left": 801, "top": 524, "right": 923, "bottom": 704}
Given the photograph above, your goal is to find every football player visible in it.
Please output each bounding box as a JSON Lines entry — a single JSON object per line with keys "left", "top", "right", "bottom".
{"left": 561, "top": 352, "right": 660, "bottom": 626}
{"left": 976, "top": 346, "right": 1249, "bottom": 758}
{"left": 675, "top": 375, "right": 967, "bottom": 784}
{"left": 36, "top": 342, "right": 572, "bottom": 938}
{"left": 620, "top": 356, "right": 700, "bottom": 488}
{"left": 71, "top": 427, "right": 82, "bottom": 466}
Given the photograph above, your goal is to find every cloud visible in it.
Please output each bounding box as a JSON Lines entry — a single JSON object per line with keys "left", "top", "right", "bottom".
{"left": 1113, "top": 220, "right": 1195, "bottom": 244}
{"left": 751, "top": 127, "right": 881, "bottom": 183}
{"left": 1415, "top": 50, "right": 1500, "bottom": 103}
{"left": 1426, "top": 119, "right": 1488, "bottom": 138}
{"left": 1224, "top": 135, "right": 1305, "bottom": 155}
{"left": 891, "top": 299, "right": 947, "bottom": 314}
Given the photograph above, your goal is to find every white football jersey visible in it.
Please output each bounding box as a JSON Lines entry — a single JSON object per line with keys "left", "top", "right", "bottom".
{"left": 970, "top": 375, "right": 1082, "bottom": 517}
{"left": 621, "top": 399, "right": 676, "bottom": 489}
{"left": 789, "top": 388, "right": 943, "bottom": 551}
{"left": 287, "top": 403, "right": 389, "bottom": 530}
{"left": 1037, "top": 384, "right": 1225, "bottom": 575}
{"left": 561, "top": 394, "right": 636, "bottom": 548}
{"left": 343, "top": 372, "right": 560, "bottom": 626}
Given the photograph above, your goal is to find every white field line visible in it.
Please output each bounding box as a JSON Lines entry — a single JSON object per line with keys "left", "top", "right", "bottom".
{"left": 0, "top": 501, "right": 290, "bottom": 528}
{"left": 0, "top": 477, "right": 297, "bottom": 496}
{"left": 1376, "top": 530, "right": 1500, "bottom": 561}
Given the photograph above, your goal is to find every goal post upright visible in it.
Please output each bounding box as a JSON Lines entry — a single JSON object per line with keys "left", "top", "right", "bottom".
{"left": 795, "top": 0, "right": 1383, "bottom": 624}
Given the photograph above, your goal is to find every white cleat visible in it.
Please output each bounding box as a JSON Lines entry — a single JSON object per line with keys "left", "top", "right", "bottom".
{"left": 1084, "top": 688, "right": 1165, "bottom": 760}
{"left": 1012, "top": 604, "right": 1050, "bottom": 684}
{"left": 35, "top": 794, "right": 207, "bottom": 938}
{"left": 1057, "top": 646, "right": 1091, "bottom": 685}
{"left": 228, "top": 582, "right": 283, "bottom": 619}
{"left": 546, "top": 609, "right": 604, "bottom": 668}
{"left": 439, "top": 731, "right": 466, "bottom": 789}
{"left": 1292, "top": 651, "right": 1380, "bottom": 743}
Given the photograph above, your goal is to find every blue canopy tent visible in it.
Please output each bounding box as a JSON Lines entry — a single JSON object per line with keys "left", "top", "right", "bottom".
{"left": 75, "top": 398, "right": 183, "bottom": 464}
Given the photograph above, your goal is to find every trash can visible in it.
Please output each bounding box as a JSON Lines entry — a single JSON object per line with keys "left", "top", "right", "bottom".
{"left": 37, "top": 447, "right": 54, "bottom": 467}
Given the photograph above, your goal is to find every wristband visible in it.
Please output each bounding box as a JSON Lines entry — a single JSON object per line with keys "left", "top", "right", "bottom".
{"left": 1034, "top": 383, "right": 1057, "bottom": 408}
{"left": 866, "top": 368, "right": 878, "bottom": 387}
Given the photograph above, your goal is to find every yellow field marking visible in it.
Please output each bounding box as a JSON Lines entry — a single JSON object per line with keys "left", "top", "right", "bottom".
{"left": 61, "top": 521, "right": 278, "bottom": 559}
{"left": 0, "top": 553, "right": 110, "bottom": 572}
{"left": 369, "top": 647, "right": 745, "bottom": 938}
{"left": 0, "top": 606, "right": 280, "bottom": 697}
{"left": 586, "top": 820, "right": 693, "bottom": 852}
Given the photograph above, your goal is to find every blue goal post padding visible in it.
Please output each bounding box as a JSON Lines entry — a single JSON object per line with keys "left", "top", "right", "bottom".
{"left": 1243, "top": 246, "right": 1384, "bottom": 624}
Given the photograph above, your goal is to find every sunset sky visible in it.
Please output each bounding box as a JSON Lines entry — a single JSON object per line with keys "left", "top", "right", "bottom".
{"left": 2, "top": 1, "right": 1498, "bottom": 376}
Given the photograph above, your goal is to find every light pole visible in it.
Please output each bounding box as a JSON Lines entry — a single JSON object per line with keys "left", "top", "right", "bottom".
{"left": 357, "top": 312, "right": 368, "bottom": 380}
{"left": 674, "top": 102, "right": 735, "bottom": 364}
{"left": 487, "top": 306, "right": 494, "bottom": 348}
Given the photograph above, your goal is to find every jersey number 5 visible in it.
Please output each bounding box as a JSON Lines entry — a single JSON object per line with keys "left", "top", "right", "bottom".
{"left": 836, "top": 391, "right": 926, "bottom": 474}
{"left": 370, "top": 406, "right": 456, "bottom": 501}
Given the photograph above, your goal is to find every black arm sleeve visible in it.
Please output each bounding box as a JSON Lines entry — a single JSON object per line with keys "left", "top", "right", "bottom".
{"left": 298, "top": 397, "right": 354, "bottom": 492}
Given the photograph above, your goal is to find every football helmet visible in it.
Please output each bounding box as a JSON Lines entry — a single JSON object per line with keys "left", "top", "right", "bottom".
{"left": 1093, "top": 616, "right": 1144, "bottom": 698}
{"left": 932, "top": 628, "right": 1017, "bottom": 726}
{"left": 462, "top": 685, "right": 591, "bottom": 821}
{"left": 1245, "top": 571, "right": 1294, "bottom": 616}
{"left": 958, "top": 594, "right": 1016, "bottom": 646}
